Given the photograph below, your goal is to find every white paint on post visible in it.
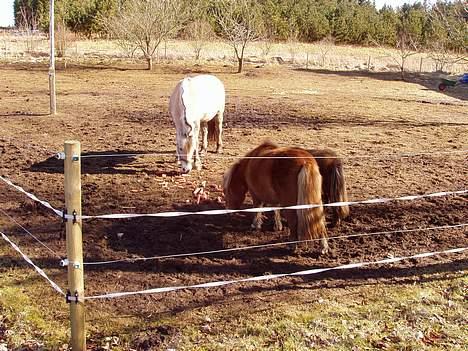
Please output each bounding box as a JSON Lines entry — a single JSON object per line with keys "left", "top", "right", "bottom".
{"left": 49, "top": 0, "right": 56, "bottom": 115}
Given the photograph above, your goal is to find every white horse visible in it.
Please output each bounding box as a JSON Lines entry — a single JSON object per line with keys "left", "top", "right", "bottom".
{"left": 169, "top": 74, "right": 225, "bottom": 173}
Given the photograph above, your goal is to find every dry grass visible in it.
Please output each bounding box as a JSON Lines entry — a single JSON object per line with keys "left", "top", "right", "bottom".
{"left": 174, "top": 276, "right": 467, "bottom": 351}
{"left": 0, "top": 31, "right": 466, "bottom": 74}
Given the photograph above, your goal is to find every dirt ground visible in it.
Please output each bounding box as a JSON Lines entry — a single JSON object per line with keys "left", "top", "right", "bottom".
{"left": 0, "top": 61, "right": 467, "bottom": 348}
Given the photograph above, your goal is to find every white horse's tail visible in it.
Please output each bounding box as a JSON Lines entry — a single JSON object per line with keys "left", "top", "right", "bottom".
{"left": 296, "top": 162, "right": 328, "bottom": 253}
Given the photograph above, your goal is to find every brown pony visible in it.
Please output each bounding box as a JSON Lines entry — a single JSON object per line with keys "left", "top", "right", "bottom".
{"left": 223, "top": 141, "right": 328, "bottom": 254}
{"left": 266, "top": 148, "right": 349, "bottom": 232}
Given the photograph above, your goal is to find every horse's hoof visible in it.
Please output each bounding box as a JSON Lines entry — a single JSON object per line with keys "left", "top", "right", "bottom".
{"left": 320, "top": 245, "right": 329, "bottom": 255}
{"left": 194, "top": 163, "right": 202, "bottom": 171}
{"left": 216, "top": 147, "right": 223, "bottom": 154}
{"left": 250, "top": 223, "right": 262, "bottom": 231}
{"left": 273, "top": 223, "right": 283, "bottom": 232}
{"left": 200, "top": 149, "right": 207, "bottom": 156}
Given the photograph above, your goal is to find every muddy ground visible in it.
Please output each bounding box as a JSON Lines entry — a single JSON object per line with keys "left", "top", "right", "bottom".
{"left": 0, "top": 62, "right": 467, "bottom": 347}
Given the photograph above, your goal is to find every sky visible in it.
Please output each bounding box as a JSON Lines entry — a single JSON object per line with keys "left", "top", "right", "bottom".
{"left": 0, "top": 0, "right": 15, "bottom": 27}
{"left": 0, "top": 0, "right": 441, "bottom": 27}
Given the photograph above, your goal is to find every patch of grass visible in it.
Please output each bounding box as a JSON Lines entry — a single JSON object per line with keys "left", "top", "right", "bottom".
{"left": 0, "top": 257, "right": 466, "bottom": 350}
{"left": 0, "top": 282, "right": 68, "bottom": 349}
{"left": 175, "top": 275, "right": 467, "bottom": 350}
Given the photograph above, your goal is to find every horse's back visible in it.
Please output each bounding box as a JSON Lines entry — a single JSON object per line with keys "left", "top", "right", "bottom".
{"left": 243, "top": 144, "right": 319, "bottom": 205}
{"left": 181, "top": 75, "right": 225, "bottom": 120}
{"left": 270, "top": 147, "right": 319, "bottom": 200}
{"left": 307, "top": 148, "right": 340, "bottom": 170}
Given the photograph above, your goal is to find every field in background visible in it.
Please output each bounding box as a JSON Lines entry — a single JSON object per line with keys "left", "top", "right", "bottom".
{"left": 0, "top": 32, "right": 467, "bottom": 350}
{"left": 0, "top": 30, "right": 466, "bottom": 74}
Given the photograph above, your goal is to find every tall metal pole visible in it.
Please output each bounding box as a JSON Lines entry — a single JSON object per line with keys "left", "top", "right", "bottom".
{"left": 64, "top": 141, "right": 85, "bottom": 351}
{"left": 49, "top": 0, "right": 56, "bottom": 115}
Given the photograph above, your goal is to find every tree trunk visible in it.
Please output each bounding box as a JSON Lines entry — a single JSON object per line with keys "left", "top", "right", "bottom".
{"left": 237, "top": 57, "right": 243, "bottom": 73}
{"left": 146, "top": 56, "right": 153, "bottom": 70}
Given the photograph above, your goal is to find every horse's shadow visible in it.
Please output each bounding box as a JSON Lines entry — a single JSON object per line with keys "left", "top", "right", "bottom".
{"left": 85, "top": 203, "right": 277, "bottom": 270}
{"left": 28, "top": 150, "right": 177, "bottom": 175}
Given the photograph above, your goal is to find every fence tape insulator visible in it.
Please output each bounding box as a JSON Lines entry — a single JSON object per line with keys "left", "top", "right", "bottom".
{"left": 0, "top": 175, "right": 63, "bottom": 218}
{"left": 85, "top": 246, "right": 467, "bottom": 300}
{"left": 0, "top": 231, "right": 65, "bottom": 296}
{"left": 76, "top": 189, "right": 468, "bottom": 220}
{"left": 82, "top": 223, "right": 468, "bottom": 266}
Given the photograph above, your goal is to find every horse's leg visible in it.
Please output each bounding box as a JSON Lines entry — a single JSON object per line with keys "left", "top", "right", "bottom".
{"left": 283, "top": 209, "right": 297, "bottom": 240}
{"left": 215, "top": 111, "right": 223, "bottom": 153}
{"left": 251, "top": 199, "right": 264, "bottom": 231}
{"left": 320, "top": 237, "right": 329, "bottom": 255}
{"left": 273, "top": 210, "right": 283, "bottom": 231}
{"left": 200, "top": 121, "right": 208, "bottom": 156}
{"left": 194, "top": 123, "right": 202, "bottom": 170}
{"left": 330, "top": 213, "right": 340, "bottom": 228}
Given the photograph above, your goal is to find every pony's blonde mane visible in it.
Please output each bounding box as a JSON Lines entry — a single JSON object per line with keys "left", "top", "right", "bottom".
{"left": 223, "top": 162, "right": 237, "bottom": 191}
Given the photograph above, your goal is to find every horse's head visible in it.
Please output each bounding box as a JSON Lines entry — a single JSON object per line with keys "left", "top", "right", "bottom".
{"left": 176, "top": 121, "right": 196, "bottom": 173}
{"left": 223, "top": 163, "right": 247, "bottom": 209}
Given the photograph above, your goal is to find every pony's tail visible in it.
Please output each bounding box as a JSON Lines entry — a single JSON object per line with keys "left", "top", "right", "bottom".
{"left": 207, "top": 117, "right": 219, "bottom": 143}
{"left": 296, "top": 162, "right": 327, "bottom": 249}
{"left": 328, "top": 159, "right": 350, "bottom": 221}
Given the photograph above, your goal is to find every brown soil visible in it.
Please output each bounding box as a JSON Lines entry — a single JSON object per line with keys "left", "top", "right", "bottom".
{"left": 0, "top": 62, "right": 467, "bottom": 346}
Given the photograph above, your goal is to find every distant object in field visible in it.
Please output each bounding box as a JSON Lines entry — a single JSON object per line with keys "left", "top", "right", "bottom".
{"left": 169, "top": 74, "right": 225, "bottom": 173}
{"left": 438, "top": 73, "right": 468, "bottom": 91}
{"left": 223, "top": 141, "right": 329, "bottom": 255}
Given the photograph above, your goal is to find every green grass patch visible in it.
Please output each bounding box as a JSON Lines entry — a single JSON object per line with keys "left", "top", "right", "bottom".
{"left": 0, "top": 283, "right": 68, "bottom": 349}
{"left": 176, "top": 275, "right": 467, "bottom": 350}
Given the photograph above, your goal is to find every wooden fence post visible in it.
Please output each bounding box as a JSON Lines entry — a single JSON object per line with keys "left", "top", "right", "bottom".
{"left": 64, "top": 140, "right": 85, "bottom": 351}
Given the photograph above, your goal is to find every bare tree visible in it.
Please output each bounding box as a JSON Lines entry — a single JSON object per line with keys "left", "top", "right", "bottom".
{"left": 18, "top": 5, "right": 38, "bottom": 53}
{"left": 104, "top": 0, "right": 188, "bottom": 70}
{"left": 395, "top": 31, "right": 419, "bottom": 78}
{"left": 259, "top": 26, "right": 275, "bottom": 63}
{"left": 316, "top": 36, "right": 335, "bottom": 67}
{"left": 427, "top": 2, "right": 467, "bottom": 72}
{"left": 184, "top": 19, "right": 214, "bottom": 61}
{"left": 286, "top": 29, "right": 300, "bottom": 64}
{"left": 212, "top": 0, "right": 263, "bottom": 73}
{"left": 55, "top": 18, "right": 74, "bottom": 59}
{"left": 371, "top": 29, "right": 419, "bottom": 79}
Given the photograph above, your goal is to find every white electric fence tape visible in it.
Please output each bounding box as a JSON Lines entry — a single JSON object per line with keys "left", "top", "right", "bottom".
{"left": 82, "top": 223, "right": 468, "bottom": 266}
{"left": 0, "top": 231, "right": 65, "bottom": 296}
{"left": 1, "top": 174, "right": 466, "bottom": 220}
{"left": 79, "top": 148, "right": 468, "bottom": 159}
{"left": 0, "top": 175, "right": 63, "bottom": 217}
{"left": 79, "top": 189, "right": 468, "bottom": 220}
{"left": 85, "top": 246, "right": 467, "bottom": 300}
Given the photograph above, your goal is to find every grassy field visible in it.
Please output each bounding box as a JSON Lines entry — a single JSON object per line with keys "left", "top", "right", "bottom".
{"left": 0, "top": 266, "right": 466, "bottom": 350}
